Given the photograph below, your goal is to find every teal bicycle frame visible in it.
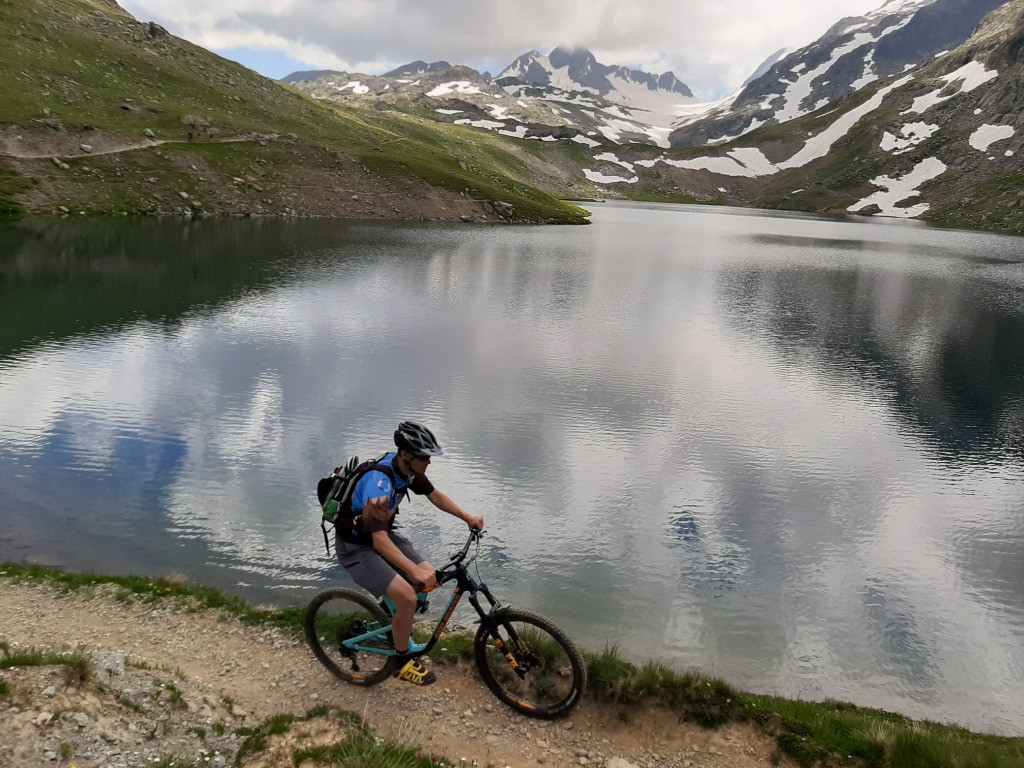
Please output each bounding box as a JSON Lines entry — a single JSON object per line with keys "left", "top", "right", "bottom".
{"left": 341, "top": 531, "right": 504, "bottom": 660}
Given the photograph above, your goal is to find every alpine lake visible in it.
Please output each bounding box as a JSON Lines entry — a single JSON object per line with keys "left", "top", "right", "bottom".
{"left": 1, "top": 202, "right": 1022, "bottom": 736}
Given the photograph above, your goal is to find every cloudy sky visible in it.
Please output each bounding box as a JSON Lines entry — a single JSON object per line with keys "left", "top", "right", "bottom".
{"left": 118, "top": 0, "right": 885, "bottom": 101}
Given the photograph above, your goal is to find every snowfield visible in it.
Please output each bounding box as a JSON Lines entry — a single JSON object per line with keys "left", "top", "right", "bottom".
{"left": 903, "top": 61, "right": 998, "bottom": 114}
{"left": 880, "top": 122, "right": 940, "bottom": 154}
{"left": 583, "top": 52, "right": 1010, "bottom": 224}
{"left": 969, "top": 124, "right": 1016, "bottom": 152}
{"left": 427, "top": 81, "right": 483, "bottom": 97}
{"left": 847, "top": 157, "right": 947, "bottom": 217}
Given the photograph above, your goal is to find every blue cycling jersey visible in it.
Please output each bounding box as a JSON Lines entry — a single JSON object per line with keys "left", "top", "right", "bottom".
{"left": 351, "top": 453, "right": 410, "bottom": 513}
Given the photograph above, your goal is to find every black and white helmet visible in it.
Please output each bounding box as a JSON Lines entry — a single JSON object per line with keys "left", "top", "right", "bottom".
{"left": 394, "top": 421, "right": 444, "bottom": 457}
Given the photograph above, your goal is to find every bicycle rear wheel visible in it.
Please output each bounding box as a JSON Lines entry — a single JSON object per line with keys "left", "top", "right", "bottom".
{"left": 304, "top": 588, "right": 394, "bottom": 686}
{"left": 474, "top": 608, "right": 587, "bottom": 719}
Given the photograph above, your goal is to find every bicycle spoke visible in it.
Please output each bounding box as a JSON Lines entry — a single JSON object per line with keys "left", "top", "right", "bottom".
{"left": 474, "top": 609, "right": 586, "bottom": 718}
{"left": 305, "top": 589, "right": 394, "bottom": 686}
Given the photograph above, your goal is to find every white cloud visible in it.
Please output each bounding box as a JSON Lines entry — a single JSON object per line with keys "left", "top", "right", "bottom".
{"left": 118, "top": 0, "right": 882, "bottom": 100}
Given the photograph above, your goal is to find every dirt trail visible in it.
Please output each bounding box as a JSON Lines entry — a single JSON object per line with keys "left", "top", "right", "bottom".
{"left": 0, "top": 128, "right": 269, "bottom": 159}
{"left": 0, "top": 138, "right": 166, "bottom": 159}
{"left": 0, "top": 578, "right": 781, "bottom": 768}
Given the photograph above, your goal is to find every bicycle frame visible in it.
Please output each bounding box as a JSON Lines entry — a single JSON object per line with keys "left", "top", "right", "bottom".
{"left": 341, "top": 534, "right": 503, "bottom": 659}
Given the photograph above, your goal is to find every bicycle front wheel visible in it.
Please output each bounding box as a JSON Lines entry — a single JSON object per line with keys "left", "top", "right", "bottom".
{"left": 304, "top": 588, "right": 394, "bottom": 686}
{"left": 474, "top": 608, "right": 587, "bottom": 719}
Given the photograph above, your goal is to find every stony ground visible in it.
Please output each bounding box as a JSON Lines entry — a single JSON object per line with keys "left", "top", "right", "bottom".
{"left": 0, "top": 578, "right": 784, "bottom": 768}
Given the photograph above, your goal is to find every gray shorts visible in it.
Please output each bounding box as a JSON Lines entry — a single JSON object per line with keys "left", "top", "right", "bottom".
{"left": 336, "top": 530, "right": 425, "bottom": 597}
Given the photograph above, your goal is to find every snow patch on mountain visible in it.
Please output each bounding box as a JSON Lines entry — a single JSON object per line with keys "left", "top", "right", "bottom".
{"left": 454, "top": 118, "right": 502, "bottom": 130}
{"left": 498, "top": 47, "right": 696, "bottom": 118}
{"left": 583, "top": 169, "right": 637, "bottom": 184}
{"left": 867, "top": 0, "right": 937, "bottom": 19}
{"left": 881, "top": 123, "right": 940, "bottom": 154}
{"left": 774, "top": 13, "right": 916, "bottom": 124}
{"left": 427, "top": 81, "right": 484, "bottom": 98}
{"left": 332, "top": 81, "right": 370, "bottom": 95}
{"left": 847, "top": 156, "right": 947, "bottom": 217}
{"left": 639, "top": 75, "right": 913, "bottom": 178}
{"left": 969, "top": 124, "right": 1015, "bottom": 152}
{"left": 903, "top": 61, "right": 999, "bottom": 114}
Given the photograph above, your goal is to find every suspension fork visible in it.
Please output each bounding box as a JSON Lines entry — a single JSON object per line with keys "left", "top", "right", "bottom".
{"left": 464, "top": 572, "right": 501, "bottom": 625}
{"left": 466, "top": 579, "right": 528, "bottom": 675}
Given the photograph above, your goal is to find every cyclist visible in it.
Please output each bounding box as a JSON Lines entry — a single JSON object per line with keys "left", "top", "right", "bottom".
{"left": 336, "top": 421, "right": 483, "bottom": 686}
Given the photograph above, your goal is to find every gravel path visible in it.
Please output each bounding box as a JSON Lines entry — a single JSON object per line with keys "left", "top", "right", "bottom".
{"left": 0, "top": 578, "right": 779, "bottom": 768}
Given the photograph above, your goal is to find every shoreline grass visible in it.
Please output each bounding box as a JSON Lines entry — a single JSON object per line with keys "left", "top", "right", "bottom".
{"left": 2, "top": 562, "right": 1022, "bottom": 768}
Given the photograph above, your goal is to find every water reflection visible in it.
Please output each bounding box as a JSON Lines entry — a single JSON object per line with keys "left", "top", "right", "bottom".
{"left": 716, "top": 260, "right": 1024, "bottom": 460}
{"left": 1, "top": 206, "right": 1023, "bottom": 734}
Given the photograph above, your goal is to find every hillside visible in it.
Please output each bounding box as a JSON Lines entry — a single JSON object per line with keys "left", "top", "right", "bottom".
{"left": 568, "top": 0, "right": 1024, "bottom": 233}
{"left": 277, "top": 1, "right": 1024, "bottom": 234}
{"left": 668, "top": 0, "right": 1007, "bottom": 147}
{"left": 2, "top": 0, "right": 1022, "bottom": 234}
{"left": 0, "top": 0, "right": 589, "bottom": 224}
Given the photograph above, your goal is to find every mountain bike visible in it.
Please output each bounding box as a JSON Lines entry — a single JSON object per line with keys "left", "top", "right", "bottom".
{"left": 304, "top": 530, "right": 587, "bottom": 719}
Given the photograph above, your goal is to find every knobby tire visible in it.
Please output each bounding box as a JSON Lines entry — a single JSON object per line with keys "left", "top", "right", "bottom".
{"left": 473, "top": 607, "right": 587, "bottom": 719}
{"left": 304, "top": 588, "right": 394, "bottom": 686}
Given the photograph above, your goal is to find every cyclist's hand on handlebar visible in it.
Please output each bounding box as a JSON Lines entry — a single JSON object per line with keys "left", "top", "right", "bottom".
{"left": 412, "top": 563, "right": 437, "bottom": 592}
{"left": 466, "top": 514, "right": 484, "bottom": 531}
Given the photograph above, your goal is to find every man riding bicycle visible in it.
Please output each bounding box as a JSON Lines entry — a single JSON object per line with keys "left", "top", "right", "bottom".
{"left": 336, "top": 421, "right": 483, "bottom": 685}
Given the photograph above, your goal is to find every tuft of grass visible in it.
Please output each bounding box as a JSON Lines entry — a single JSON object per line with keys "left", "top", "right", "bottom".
{"left": 582, "top": 644, "right": 639, "bottom": 698}
{"left": 0, "top": 645, "right": 93, "bottom": 685}
{"left": 161, "top": 681, "right": 187, "bottom": 710}
{"left": 233, "top": 707, "right": 366, "bottom": 767}
{"left": 234, "top": 713, "right": 296, "bottom": 765}
{"left": 116, "top": 694, "right": 147, "bottom": 715}
{"left": 424, "top": 628, "right": 475, "bottom": 665}
{"left": 62, "top": 648, "right": 93, "bottom": 686}
{"left": 292, "top": 718, "right": 446, "bottom": 768}
{"left": 748, "top": 694, "right": 1024, "bottom": 768}
{"left": 581, "top": 645, "right": 742, "bottom": 727}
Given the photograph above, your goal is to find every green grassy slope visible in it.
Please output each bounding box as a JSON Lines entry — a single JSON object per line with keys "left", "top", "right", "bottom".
{"left": 0, "top": 0, "right": 588, "bottom": 223}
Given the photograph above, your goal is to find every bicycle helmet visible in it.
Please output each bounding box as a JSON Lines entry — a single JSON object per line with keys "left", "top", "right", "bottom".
{"left": 394, "top": 421, "right": 444, "bottom": 457}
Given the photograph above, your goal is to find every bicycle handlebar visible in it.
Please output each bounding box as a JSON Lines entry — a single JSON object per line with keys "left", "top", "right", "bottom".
{"left": 434, "top": 528, "right": 483, "bottom": 585}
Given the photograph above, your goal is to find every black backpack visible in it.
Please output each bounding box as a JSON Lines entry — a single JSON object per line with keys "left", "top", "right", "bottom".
{"left": 316, "top": 453, "right": 395, "bottom": 554}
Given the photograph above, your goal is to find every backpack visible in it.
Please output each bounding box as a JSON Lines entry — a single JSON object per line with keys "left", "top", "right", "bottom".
{"left": 316, "top": 453, "right": 394, "bottom": 555}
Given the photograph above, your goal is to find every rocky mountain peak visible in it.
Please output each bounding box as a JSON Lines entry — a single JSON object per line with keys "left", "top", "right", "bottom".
{"left": 669, "top": 0, "right": 1008, "bottom": 147}
{"left": 500, "top": 46, "right": 693, "bottom": 98}
{"left": 383, "top": 60, "right": 453, "bottom": 78}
